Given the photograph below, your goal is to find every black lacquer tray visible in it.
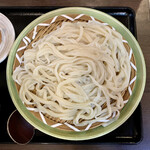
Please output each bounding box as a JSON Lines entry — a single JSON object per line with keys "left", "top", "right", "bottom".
{"left": 0, "top": 6, "right": 142, "bottom": 144}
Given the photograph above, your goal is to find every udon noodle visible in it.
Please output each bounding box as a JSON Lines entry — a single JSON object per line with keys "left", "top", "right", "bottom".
{"left": 13, "top": 20, "right": 131, "bottom": 127}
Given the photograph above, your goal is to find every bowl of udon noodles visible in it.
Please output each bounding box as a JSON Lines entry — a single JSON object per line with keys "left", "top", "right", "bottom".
{"left": 7, "top": 7, "right": 146, "bottom": 140}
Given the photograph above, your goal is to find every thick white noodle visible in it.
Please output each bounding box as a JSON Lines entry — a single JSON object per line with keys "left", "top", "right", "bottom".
{"left": 13, "top": 21, "right": 131, "bottom": 127}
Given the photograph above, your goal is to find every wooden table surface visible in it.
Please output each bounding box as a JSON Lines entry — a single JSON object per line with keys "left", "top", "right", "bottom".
{"left": 0, "top": 0, "right": 149, "bottom": 149}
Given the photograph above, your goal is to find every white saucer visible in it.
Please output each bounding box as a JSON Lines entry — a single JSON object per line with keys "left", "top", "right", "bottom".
{"left": 0, "top": 13, "right": 15, "bottom": 63}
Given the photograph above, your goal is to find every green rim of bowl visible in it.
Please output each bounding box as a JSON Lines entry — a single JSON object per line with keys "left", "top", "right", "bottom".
{"left": 6, "top": 7, "right": 146, "bottom": 141}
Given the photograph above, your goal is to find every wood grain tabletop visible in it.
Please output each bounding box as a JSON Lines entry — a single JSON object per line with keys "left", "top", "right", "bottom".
{"left": 0, "top": 0, "right": 149, "bottom": 149}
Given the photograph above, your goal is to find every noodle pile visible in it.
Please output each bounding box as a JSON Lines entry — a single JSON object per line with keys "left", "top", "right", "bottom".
{"left": 13, "top": 20, "right": 131, "bottom": 127}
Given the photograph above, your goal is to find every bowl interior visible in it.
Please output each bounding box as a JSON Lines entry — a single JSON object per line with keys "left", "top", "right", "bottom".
{"left": 7, "top": 7, "right": 146, "bottom": 141}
